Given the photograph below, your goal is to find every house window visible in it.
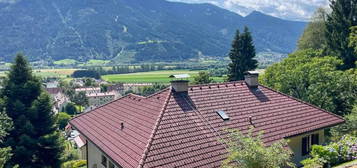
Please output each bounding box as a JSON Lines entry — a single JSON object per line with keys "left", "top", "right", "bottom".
{"left": 109, "top": 161, "right": 115, "bottom": 168}
{"left": 302, "top": 133, "right": 319, "bottom": 156}
{"left": 101, "top": 155, "right": 107, "bottom": 167}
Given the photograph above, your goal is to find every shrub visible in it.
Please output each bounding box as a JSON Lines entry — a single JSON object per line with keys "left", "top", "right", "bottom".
{"left": 301, "top": 135, "right": 357, "bottom": 167}
{"left": 62, "top": 160, "right": 86, "bottom": 168}
{"left": 222, "top": 128, "right": 295, "bottom": 168}
{"left": 57, "top": 112, "right": 72, "bottom": 130}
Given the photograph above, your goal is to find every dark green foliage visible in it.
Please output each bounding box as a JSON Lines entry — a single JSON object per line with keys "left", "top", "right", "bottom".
{"left": 325, "top": 0, "right": 357, "bottom": 69}
{"left": 72, "top": 70, "right": 100, "bottom": 79}
{"left": 30, "top": 94, "right": 64, "bottom": 168}
{"left": 260, "top": 50, "right": 357, "bottom": 116}
{"left": 0, "top": 0, "right": 305, "bottom": 62}
{"left": 1, "top": 54, "right": 63, "bottom": 167}
{"left": 57, "top": 113, "right": 71, "bottom": 130}
{"left": 349, "top": 26, "right": 357, "bottom": 54}
{"left": 331, "top": 104, "right": 357, "bottom": 141}
{"left": 138, "top": 84, "right": 167, "bottom": 97}
{"left": 64, "top": 103, "right": 78, "bottom": 115}
{"left": 227, "top": 27, "right": 258, "bottom": 81}
{"left": 83, "top": 78, "right": 97, "bottom": 87}
{"left": 0, "top": 102, "right": 13, "bottom": 167}
{"left": 70, "top": 92, "right": 88, "bottom": 109}
{"left": 193, "top": 71, "right": 213, "bottom": 84}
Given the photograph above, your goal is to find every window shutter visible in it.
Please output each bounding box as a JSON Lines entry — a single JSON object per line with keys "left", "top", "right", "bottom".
{"left": 302, "top": 136, "right": 308, "bottom": 156}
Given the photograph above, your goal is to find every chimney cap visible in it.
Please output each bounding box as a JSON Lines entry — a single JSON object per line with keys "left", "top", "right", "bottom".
{"left": 169, "top": 74, "right": 191, "bottom": 79}
{"left": 244, "top": 71, "right": 259, "bottom": 88}
{"left": 244, "top": 71, "right": 259, "bottom": 75}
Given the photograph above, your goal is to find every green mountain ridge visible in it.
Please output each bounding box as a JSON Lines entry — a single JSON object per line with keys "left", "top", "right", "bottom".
{"left": 0, "top": 0, "right": 306, "bottom": 62}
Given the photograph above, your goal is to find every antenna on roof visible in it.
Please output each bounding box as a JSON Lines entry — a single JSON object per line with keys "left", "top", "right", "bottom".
{"left": 120, "top": 122, "right": 124, "bottom": 130}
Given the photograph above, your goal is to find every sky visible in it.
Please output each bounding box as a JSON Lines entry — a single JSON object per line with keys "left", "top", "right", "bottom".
{"left": 168, "top": 0, "right": 330, "bottom": 21}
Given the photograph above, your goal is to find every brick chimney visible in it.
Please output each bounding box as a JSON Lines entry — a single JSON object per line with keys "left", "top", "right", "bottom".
{"left": 244, "top": 71, "right": 259, "bottom": 88}
{"left": 170, "top": 80, "right": 189, "bottom": 92}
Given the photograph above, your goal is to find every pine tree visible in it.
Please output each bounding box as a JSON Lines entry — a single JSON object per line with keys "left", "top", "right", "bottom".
{"left": 326, "top": 0, "right": 357, "bottom": 69}
{"left": 31, "top": 94, "right": 64, "bottom": 167}
{"left": 1, "top": 54, "right": 63, "bottom": 167}
{"left": 227, "top": 27, "right": 258, "bottom": 81}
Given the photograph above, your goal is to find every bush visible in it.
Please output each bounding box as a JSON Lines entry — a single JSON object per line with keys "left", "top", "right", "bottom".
{"left": 65, "top": 103, "right": 78, "bottom": 115}
{"left": 301, "top": 135, "right": 357, "bottom": 167}
{"left": 62, "top": 160, "right": 86, "bottom": 168}
{"left": 222, "top": 128, "right": 295, "bottom": 168}
{"left": 57, "top": 112, "right": 72, "bottom": 130}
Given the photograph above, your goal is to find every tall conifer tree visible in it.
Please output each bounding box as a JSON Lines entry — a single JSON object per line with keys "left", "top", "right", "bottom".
{"left": 326, "top": 0, "right": 357, "bottom": 69}
{"left": 228, "top": 27, "right": 258, "bottom": 81}
{"left": 1, "top": 54, "right": 63, "bottom": 167}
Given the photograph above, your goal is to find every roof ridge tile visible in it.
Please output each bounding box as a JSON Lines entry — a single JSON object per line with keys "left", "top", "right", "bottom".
{"left": 258, "top": 85, "right": 345, "bottom": 121}
{"left": 138, "top": 89, "right": 172, "bottom": 168}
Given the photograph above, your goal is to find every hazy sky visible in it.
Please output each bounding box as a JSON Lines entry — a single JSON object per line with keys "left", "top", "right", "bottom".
{"left": 168, "top": 0, "right": 329, "bottom": 21}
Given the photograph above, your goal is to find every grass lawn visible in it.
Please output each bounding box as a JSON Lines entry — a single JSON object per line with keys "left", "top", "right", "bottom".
{"left": 333, "top": 160, "right": 357, "bottom": 168}
{"left": 102, "top": 70, "right": 224, "bottom": 83}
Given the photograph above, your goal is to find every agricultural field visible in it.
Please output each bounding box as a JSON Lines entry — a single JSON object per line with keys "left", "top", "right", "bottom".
{"left": 102, "top": 70, "right": 224, "bottom": 83}
{"left": 33, "top": 69, "right": 77, "bottom": 78}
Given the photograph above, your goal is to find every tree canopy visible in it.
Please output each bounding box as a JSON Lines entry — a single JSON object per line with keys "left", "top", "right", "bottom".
{"left": 298, "top": 8, "right": 329, "bottom": 50}
{"left": 227, "top": 27, "right": 258, "bottom": 81}
{"left": 260, "top": 49, "right": 357, "bottom": 116}
{"left": 193, "top": 71, "right": 213, "bottom": 84}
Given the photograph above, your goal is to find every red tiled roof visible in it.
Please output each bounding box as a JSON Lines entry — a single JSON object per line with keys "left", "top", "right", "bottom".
{"left": 70, "top": 81, "right": 344, "bottom": 168}
{"left": 45, "top": 88, "right": 62, "bottom": 95}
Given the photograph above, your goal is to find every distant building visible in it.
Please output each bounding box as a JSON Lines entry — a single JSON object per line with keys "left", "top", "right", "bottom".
{"left": 75, "top": 87, "right": 101, "bottom": 94}
{"left": 45, "top": 88, "right": 68, "bottom": 113}
{"left": 86, "top": 92, "right": 119, "bottom": 108}
{"left": 70, "top": 72, "right": 345, "bottom": 168}
{"left": 107, "top": 83, "right": 124, "bottom": 94}
{"left": 45, "top": 81, "right": 59, "bottom": 88}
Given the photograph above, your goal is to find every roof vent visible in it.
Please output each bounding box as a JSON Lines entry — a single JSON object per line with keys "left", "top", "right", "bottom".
{"left": 244, "top": 71, "right": 259, "bottom": 88}
{"left": 217, "top": 110, "right": 229, "bottom": 121}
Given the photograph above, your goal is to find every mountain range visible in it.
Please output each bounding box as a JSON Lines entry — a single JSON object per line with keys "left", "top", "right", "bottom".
{"left": 0, "top": 0, "right": 306, "bottom": 63}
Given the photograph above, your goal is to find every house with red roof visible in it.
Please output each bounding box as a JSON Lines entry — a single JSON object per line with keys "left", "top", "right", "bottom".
{"left": 69, "top": 71, "right": 344, "bottom": 168}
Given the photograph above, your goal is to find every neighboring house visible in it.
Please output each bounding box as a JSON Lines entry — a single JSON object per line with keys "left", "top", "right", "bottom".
{"left": 46, "top": 88, "right": 68, "bottom": 113}
{"left": 69, "top": 72, "right": 344, "bottom": 168}
{"left": 45, "top": 81, "right": 59, "bottom": 88}
{"left": 75, "top": 87, "right": 101, "bottom": 94}
{"left": 123, "top": 83, "right": 152, "bottom": 93}
{"left": 86, "top": 92, "right": 119, "bottom": 108}
{"left": 107, "top": 83, "right": 124, "bottom": 94}
{"left": 73, "top": 135, "right": 87, "bottom": 160}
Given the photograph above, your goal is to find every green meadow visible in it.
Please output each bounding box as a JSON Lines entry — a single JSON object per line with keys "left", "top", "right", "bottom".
{"left": 102, "top": 70, "right": 224, "bottom": 83}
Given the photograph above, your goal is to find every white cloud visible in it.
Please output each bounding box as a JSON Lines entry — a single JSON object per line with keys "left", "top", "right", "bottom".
{"left": 168, "top": 0, "right": 329, "bottom": 21}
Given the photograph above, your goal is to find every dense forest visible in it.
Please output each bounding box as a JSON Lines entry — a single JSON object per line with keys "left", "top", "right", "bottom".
{"left": 0, "top": 0, "right": 305, "bottom": 62}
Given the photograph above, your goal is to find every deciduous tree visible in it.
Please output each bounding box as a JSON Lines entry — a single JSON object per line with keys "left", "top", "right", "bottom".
{"left": 298, "top": 8, "right": 328, "bottom": 50}
{"left": 193, "top": 71, "right": 213, "bottom": 84}
{"left": 260, "top": 50, "right": 357, "bottom": 116}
